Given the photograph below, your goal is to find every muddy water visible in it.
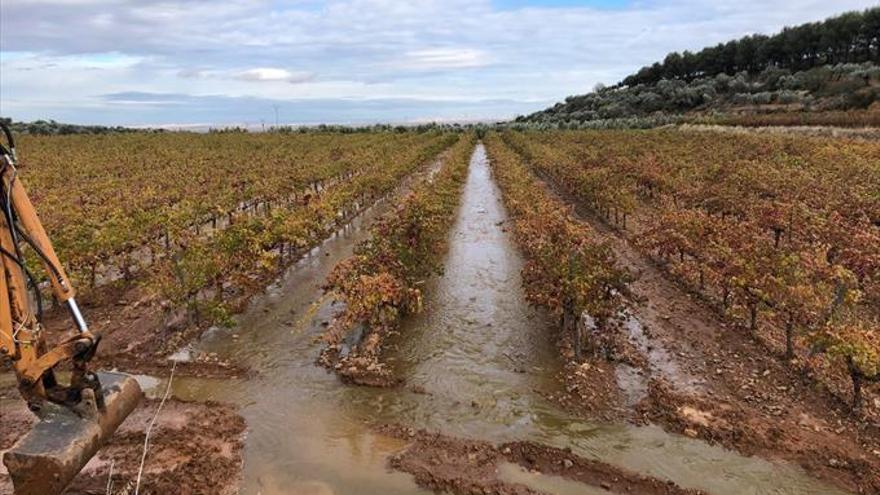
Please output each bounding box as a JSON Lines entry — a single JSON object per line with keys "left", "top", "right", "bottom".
{"left": 149, "top": 145, "right": 848, "bottom": 495}
{"left": 498, "top": 462, "right": 607, "bottom": 495}
{"left": 614, "top": 311, "right": 703, "bottom": 406}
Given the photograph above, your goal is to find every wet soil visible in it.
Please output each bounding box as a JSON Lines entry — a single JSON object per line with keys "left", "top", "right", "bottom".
{"left": 536, "top": 173, "right": 880, "bottom": 494}
{"left": 379, "top": 424, "right": 705, "bottom": 495}
{"left": 0, "top": 154, "right": 448, "bottom": 493}
{"left": 334, "top": 145, "right": 845, "bottom": 495}
{"left": 31, "top": 150, "right": 454, "bottom": 383}
{"left": 39, "top": 285, "right": 247, "bottom": 379}
{"left": 163, "top": 143, "right": 849, "bottom": 495}
{"left": 0, "top": 396, "right": 245, "bottom": 495}
{"left": 5, "top": 143, "right": 865, "bottom": 494}
{"left": 547, "top": 359, "right": 626, "bottom": 423}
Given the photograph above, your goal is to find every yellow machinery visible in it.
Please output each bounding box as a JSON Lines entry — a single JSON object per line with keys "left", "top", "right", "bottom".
{"left": 0, "top": 122, "right": 142, "bottom": 494}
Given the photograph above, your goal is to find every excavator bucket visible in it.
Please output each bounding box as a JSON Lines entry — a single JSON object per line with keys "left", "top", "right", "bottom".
{"left": 3, "top": 372, "right": 143, "bottom": 495}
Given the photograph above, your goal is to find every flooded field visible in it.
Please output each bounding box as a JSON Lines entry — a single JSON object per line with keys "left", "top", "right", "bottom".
{"left": 132, "top": 145, "right": 848, "bottom": 495}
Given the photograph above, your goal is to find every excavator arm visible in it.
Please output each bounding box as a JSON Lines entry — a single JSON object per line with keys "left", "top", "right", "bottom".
{"left": 0, "top": 123, "right": 142, "bottom": 495}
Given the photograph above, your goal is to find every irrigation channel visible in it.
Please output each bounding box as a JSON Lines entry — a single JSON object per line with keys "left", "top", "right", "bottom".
{"left": 141, "top": 144, "right": 845, "bottom": 495}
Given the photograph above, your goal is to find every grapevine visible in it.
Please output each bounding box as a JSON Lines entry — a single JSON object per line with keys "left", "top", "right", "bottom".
{"left": 321, "top": 133, "right": 476, "bottom": 385}
{"left": 503, "top": 128, "right": 880, "bottom": 408}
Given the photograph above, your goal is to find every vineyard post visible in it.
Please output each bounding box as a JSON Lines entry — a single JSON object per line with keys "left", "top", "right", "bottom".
{"left": 784, "top": 312, "right": 795, "bottom": 359}
{"left": 89, "top": 261, "right": 97, "bottom": 289}
{"left": 722, "top": 285, "right": 730, "bottom": 310}
{"left": 564, "top": 255, "right": 580, "bottom": 359}
{"left": 214, "top": 277, "right": 224, "bottom": 305}
{"left": 121, "top": 256, "right": 132, "bottom": 281}
{"left": 846, "top": 356, "right": 864, "bottom": 409}
{"left": 748, "top": 301, "right": 758, "bottom": 332}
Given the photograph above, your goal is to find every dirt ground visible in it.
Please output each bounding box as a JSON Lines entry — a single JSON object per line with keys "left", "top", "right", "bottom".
{"left": 36, "top": 284, "right": 248, "bottom": 379}
{"left": 539, "top": 178, "right": 880, "bottom": 494}
{"left": 5, "top": 146, "right": 880, "bottom": 494}
{"left": 0, "top": 158, "right": 448, "bottom": 494}
{"left": 0, "top": 395, "right": 245, "bottom": 495}
{"left": 0, "top": 284, "right": 248, "bottom": 494}
{"left": 378, "top": 424, "right": 704, "bottom": 495}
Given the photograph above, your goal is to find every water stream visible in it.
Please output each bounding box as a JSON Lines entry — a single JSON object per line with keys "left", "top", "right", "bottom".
{"left": 140, "top": 145, "right": 848, "bottom": 495}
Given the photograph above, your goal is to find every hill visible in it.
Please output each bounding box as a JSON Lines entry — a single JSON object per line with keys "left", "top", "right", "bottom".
{"left": 520, "top": 8, "right": 880, "bottom": 128}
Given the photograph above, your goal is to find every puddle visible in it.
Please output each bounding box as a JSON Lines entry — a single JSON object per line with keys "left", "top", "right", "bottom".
{"left": 167, "top": 346, "right": 194, "bottom": 363}
{"left": 497, "top": 462, "right": 607, "bottom": 495}
{"left": 614, "top": 364, "right": 648, "bottom": 406}
{"left": 623, "top": 312, "right": 703, "bottom": 392}
{"left": 129, "top": 374, "right": 162, "bottom": 392}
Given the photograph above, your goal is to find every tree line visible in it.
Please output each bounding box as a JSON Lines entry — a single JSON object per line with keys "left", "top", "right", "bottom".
{"left": 622, "top": 8, "right": 879, "bottom": 87}
{"left": 0, "top": 118, "right": 146, "bottom": 135}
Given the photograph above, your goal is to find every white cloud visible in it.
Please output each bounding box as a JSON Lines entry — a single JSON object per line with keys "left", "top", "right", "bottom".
{"left": 178, "top": 67, "right": 315, "bottom": 84}
{"left": 235, "top": 68, "right": 314, "bottom": 83}
{"left": 1, "top": 0, "right": 876, "bottom": 124}
{"left": 400, "top": 48, "right": 490, "bottom": 70}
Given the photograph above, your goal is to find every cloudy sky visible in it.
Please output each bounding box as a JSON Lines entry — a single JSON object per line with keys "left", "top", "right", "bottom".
{"left": 0, "top": 0, "right": 875, "bottom": 127}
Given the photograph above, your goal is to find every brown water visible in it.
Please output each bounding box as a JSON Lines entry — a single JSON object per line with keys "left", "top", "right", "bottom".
{"left": 497, "top": 462, "right": 608, "bottom": 495}
{"left": 138, "top": 145, "right": 849, "bottom": 495}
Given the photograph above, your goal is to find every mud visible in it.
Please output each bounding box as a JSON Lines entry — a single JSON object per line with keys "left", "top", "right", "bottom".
{"left": 0, "top": 153, "right": 449, "bottom": 493}
{"left": 5, "top": 142, "right": 867, "bottom": 494}
{"left": 379, "top": 424, "right": 704, "bottom": 495}
{"left": 550, "top": 360, "right": 625, "bottom": 422}
{"left": 536, "top": 171, "right": 880, "bottom": 494}
{"left": 38, "top": 285, "right": 247, "bottom": 380}
{"left": 155, "top": 143, "right": 850, "bottom": 495}
{"left": 0, "top": 397, "right": 245, "bottom": 495}
{"left": 330, "top": 352, "right": 402, "bottom": 387}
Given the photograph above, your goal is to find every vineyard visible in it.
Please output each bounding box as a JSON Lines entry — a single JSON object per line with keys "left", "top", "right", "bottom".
{"left": 16, "top": 131, "right": 456, "bottom": 328}
{"left": 7, "top": 2, "right": 880, "bottom": 494}
{"left": 484, "top": 134, "right": 630, "bottom": 360}
{"left": 4, "top": 128, "right": 880, "bottom": 495}
{"left": 321, "top": 133, "right": 474, "bottom": 385}
{"left": 498, "top": 129, "right": 880, "bottom": 409}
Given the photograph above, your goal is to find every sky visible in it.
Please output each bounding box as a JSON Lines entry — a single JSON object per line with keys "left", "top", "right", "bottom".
{"left": 0, "top": 0, "right": 876, "bottom": 127}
